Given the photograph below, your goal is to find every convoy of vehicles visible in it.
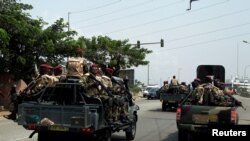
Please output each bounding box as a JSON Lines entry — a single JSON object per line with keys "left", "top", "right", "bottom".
{"left": 17, "top": 77, "right": 139, "bottom": 141}
{"left": 14, "top": 65, "right": 246, "bottom": 141}
{"left": 176, "top": 65, "right": 244, "bottom": 141}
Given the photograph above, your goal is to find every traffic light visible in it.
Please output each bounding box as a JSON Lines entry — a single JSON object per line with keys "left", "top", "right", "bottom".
{"left": 137, "top": 40, "right": 140, "bottom": 48}
{"left": 160, "top": 39, "right": 164, "bottom": 47}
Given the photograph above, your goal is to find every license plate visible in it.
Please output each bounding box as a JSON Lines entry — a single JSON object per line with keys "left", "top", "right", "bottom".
{"left": 48, "top": 125, "right": 68, "bottom": 131}
{"left": 192, "top": 114, "right": 218, "bottom": 124}
{"left": 168, "top": 100, "right": 175, "bottom": 103}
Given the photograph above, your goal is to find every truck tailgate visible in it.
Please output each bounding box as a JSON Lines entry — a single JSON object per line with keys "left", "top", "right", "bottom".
{"left": 18, "top": 103, "right": 102, "bottom": 129}
{"left": 161, "top": 93, "right": 185, "bottom": 103}
{"left": 180, "top": 105, "right": 232, "bottom": 125}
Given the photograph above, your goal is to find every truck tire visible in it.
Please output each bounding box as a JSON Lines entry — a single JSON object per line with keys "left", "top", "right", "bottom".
{"left": 126, "top": 120, "right": 136, "bottom": 140}
{"left": 178, "top": 129, "right": 188, "bottom": 141}
{"left": 162, "top": 101, "right": 167, "bottom": 111}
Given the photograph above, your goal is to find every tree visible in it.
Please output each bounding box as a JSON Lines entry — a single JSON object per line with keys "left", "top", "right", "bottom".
{"left": 0, "top": 1, "right": 78, "bottom": 82}
{"left": 0, "top": 1, "right": 43, "bottom": 81}
{"left": 82, "top": 36, "right": 152, "bottom": 76}
{"left": 0, "top": 0, "right": 152, "bottom": 82}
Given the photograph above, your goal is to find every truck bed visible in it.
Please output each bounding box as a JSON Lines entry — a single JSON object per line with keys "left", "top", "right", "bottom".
{"left": 18, "top": 102, "right": 105, "bottom": 131}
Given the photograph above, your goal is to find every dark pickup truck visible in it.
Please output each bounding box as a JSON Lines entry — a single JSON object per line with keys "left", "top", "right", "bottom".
{"left": 17, "top": 77, "right": 139, "bottom": 141}
{"left": 160, "top": 86, "right": 188, "bottom": 111}
{"left": 176, "top": 65, "right": 245, "bottom": 141}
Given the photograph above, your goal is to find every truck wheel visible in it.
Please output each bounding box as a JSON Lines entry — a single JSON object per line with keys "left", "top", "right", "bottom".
{"left": 162, "top": 101, "right": 167, "bottom": 111}
{"left": 126, "top": 121, "right": 136, "bottom": 140}
{"left": 178, "top": 130, "right": 188, "bottom": 141}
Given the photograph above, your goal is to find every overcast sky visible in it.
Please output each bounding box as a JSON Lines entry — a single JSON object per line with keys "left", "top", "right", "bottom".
{"left": 22, "top": 0, "right": 250, "bottom": 86}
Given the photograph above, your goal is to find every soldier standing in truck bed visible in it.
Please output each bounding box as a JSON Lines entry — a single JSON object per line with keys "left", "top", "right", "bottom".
{"left": 170, "top": 75, "right": 179, "bottom": 86}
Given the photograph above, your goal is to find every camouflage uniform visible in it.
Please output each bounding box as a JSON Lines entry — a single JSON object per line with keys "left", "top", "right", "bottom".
{"left": 179, "top": 82, "right": 189, "bottom": 94}
{"left": 191, "top": 82, "right": 225, "bottom": 105}
{"left": 111, "top": 79, "right": 129, "bottom": 122}
{"left": 159, "top": 81, "right": 169, "bottom": 101}
{"left": 4, "top": 64, "right": 58, "bottom": 120}
{"left": 66, "top": 57, "right": 87, "bottom": 77}
{"left": 190, "top": 84, "right": 204, "bottom": 104}
{"left": 82, "top": 64, "right": 114, "bottom": 122}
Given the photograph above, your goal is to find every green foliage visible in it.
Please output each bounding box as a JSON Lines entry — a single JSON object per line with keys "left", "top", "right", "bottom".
{"left": 81, "top": 35, "right": 152, "bottom": 76}
{"left": 0, "top": 0, "right": 152, "bottom": 82}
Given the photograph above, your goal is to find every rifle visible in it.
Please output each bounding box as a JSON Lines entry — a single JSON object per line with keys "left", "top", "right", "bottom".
{"left": 225, "top": 93, "right": 246, "bottom": 110}
{"left": 88, "top": 73, "right": 114, "bottom": 97}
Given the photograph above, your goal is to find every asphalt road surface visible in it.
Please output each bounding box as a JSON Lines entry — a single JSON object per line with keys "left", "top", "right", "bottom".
{"left": 0, "top": 95, "right": 249, "bottom": 141}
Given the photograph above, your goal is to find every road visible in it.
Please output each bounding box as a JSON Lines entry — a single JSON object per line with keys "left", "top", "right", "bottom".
{"left": 0, "top": 95, "right": 249, "bottom": 141}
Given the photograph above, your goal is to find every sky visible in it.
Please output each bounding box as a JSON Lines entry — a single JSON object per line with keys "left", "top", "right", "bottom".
{"left": 21, "top": 0, "right": 250, "bottom": 86}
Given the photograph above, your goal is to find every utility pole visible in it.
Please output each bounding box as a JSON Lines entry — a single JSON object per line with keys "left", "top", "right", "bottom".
{"left": 68, "top": 12, "right": 71, "bottom": 31}
{"left": 147, "top": 64, "right": 149, "bottom": 85}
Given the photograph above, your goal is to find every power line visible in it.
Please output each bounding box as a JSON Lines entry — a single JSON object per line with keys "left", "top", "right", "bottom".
{"left": 71, "top": 0, "right": 154, "bottom": 24}
{"left": 70, "top": 0, "right": 121, "bottom": 14}
{"left": 166, "top": 22, "right": 250, "bottom": 43}
{"left": 68, "top": 0, "right": 121, "bottom": 31}
{"left": 75, "top": 0, "right": 185, "bottom": 28}
{"left": 103, "top": 0, "right": 229, "bottom": 35}
{"left": 131, "top": 8, "right": 250, "bottom": 38}
{"left": 157, "top": 32, "right": 250, "bottom": 52}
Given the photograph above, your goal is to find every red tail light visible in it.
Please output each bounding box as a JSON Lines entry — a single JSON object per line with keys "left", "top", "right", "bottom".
{"left": 79, "top": 127, "right": 92, "bottom": 134}
{"left": 176, "top": 106, "right": 182, "bottom": 121}
{"left": 231, "top": 107, "right": 237, "bottom": 123}
{"left": 26, "top": 124, "right": 37, "bottom": 130}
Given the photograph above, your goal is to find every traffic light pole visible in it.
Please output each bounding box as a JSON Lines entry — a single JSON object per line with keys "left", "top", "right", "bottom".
{"left": 132, "top": 39, "right": 164, "bottom": 48}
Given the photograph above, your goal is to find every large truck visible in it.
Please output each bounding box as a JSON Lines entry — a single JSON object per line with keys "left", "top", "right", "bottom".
{"left": 17, "top": 77, "right": 139, "bottom": 141}
{"left": 176, "top": 65, "right": 245, "bottom": 141}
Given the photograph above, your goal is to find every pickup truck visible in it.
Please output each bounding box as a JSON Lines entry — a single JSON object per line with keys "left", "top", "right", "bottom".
{"left": 176, "top": 65, "right": 244, "bottom": 141}
{"left": 17, "top": 77, "right": 139, "bottom": 141}
{"left": 160, "top": 86, "right": 188, "bottom": 111}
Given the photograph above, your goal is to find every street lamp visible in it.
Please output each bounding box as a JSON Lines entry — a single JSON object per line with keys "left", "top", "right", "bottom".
{"left": 236, "top": 40, "right": 250, "bottom": 78}
{"left": 244, "top": 65, "right": 250, "bottom": 79}
{"left": 242, "top": 40, "right": 250, "bottom": 79}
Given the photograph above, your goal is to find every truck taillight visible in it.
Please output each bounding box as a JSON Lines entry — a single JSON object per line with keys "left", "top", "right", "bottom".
{"left": 26, "top": 124, "right": 37, "bottom": 130}
{"left": 80, "top": 127, "right": 92, "bottom": 134}
{"left": 231, "top": 107, "right": 237, "bottom": 123}
{"left": 176, "top": 107, "right": 182, "bottom": 121}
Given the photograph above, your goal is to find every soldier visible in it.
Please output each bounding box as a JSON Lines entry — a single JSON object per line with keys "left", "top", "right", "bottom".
{"left": 160, "top": 81, "right": 170, "bottom": 92}
{"left": 190, "top": 78, "right": 204, "bottom": 104}
{"left": 159, "top": 81, "right": 169, "bottom": 101}
{"left": 4, "top": 64, "right": 57, "bottom": 120}
{"left": 170, "top": 75, "right": 179, "bottom": 86}
{"left": 180, "top": 82, "right": 189, "bottom": 94}
{"left": 66, "top": 48, "right": 87, "bottom": 78}
{"left": 192, "top": 76, "right": 223, "bottom": 105}
{"left": 53, "top": 65, "right": 65, "bottom": 81}
{"left": 83, "top": 64, "right": 114, "bottom": 122}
